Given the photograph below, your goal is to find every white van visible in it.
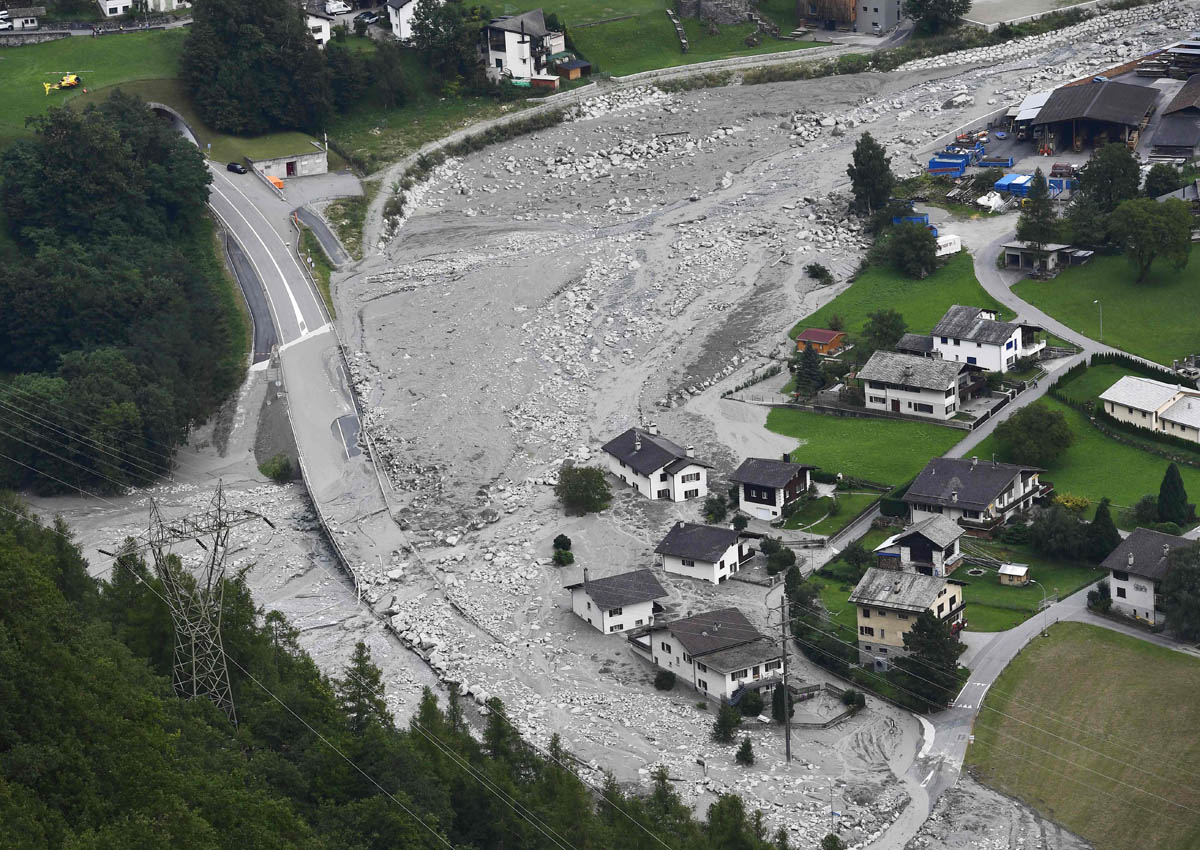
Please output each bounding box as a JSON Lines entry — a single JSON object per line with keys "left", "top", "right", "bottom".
{"left": 325, "top": 1, "right": 351, "bottom": 13}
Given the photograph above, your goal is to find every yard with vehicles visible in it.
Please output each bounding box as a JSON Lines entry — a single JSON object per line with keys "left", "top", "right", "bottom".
{"left": 1013, "top": 247, "right": 1200, "bottom": 367}
{"left": 790, "top": 252, "right": 1011, "bottom": 341}
{"left": 767, "top": 407, "right": 965, "bottom": 485}
{"left": 966, "top": 622, "right": 1200, "bottom": 850}
{"left": 972, "top": 397, "right": 1200, "bottom": 523}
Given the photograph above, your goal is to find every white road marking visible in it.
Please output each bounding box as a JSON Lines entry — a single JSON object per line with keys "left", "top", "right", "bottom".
{"left": 249, "top": 360, "right": 271, "bottom": 372}
{"left": 279, "top": 323, "right": 331, "bottom": 352}
{"left": 920, "top": 769, "right": 935, "bottom": 788}
{"left": 210, "top": 167, "right": 329, "bottom": 324}
{"left": 208, "top": 204, "right": 289, "bottom": 342}
{"left": 209, "top": 181, "right": 308, "bottom": 337}
{"left": 334, "top": 416, "right": 351, "bottom": 461}
{"left": 916, "top": 716, "right": 935, "bottom": 759}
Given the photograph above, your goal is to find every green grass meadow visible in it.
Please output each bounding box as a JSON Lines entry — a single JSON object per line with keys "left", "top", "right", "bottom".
{"left": 792, "top": 252, "right": 1012, "bottom": 339}
{"left": 767, "top": 407, "right": 965, "bottom": 485}
{"left": 972, "top": 397, "right": 1200, "bottom": 518}
{"left": 1014, "top": 248, "right": 1200, "bottom": 366}
{"left": 966, "top": 622, "right": 1200, "bottom": 850}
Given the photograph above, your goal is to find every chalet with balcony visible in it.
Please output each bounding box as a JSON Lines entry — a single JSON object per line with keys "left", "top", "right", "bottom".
{"left": 904, "top": 456, "right": 1049, "bottom": 533}
{"left": 602, "top": 424, "right": 710, "bottom": 502}
{"left": 654, "top": 521, "right": 753, "bottom": 584}
{"left": 872, "top": 514, "right": 964, "bottom": 577}
{"left": 630, "top": 607, "right": 782, "bottom": 701}
{"left": 479, "top": 9, "right": 565, "bottom": 84}
{"left": 729, "top": 456, "right": 817, "bottom": 521}
{"left": 565, "top": 568, "right": 667, "bottom": 634}
{"left": 1101, "top": 527, "right": 1185, "bottom": 626}
{"left": 857, "top": 351, "right": 978, "bottom": 421}
{"left": 850, "top": 567, "right": 966, "bottom": 666}
{"left": 930, "top": 305, "right": 1045, "bottom": 373}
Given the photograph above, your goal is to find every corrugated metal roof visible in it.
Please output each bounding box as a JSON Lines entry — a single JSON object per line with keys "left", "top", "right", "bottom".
{"left": 1033, "top": 80, "right": 1159, "bottom": 127}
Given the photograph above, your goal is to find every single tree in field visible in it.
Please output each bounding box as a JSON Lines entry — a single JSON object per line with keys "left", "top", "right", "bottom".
{"left": 1161, "top": 543, "right": 1200, "bottom": 640}
{"left": 336, "top": 640, "right": 393, "bottom": 734}
{"left": 1015, "top": 168, "right": 1058, "bottom": 260}
{"left": 712, "top": 699, "right": 742, "bottom": 743}
{"left": 1079, "top": 143, "right": 1140, "bottom": 213}
{"left": 1159, "top": 462, "right": 1190, "bottom": 526}
{"left": 994, "top": 403, "right": 1073, "bottom": 467}
{"left": 903, "top": 0, "right": 970, "bottom": 32}
{"left": 892, "top": 609, "right": 966, "bottom": 711}
{"left": 555, "top": 464, "right": 611, "bottom": 515}
{"left": 881, "top": 220, "right": 939, "bottom": 278}
{"left": 735, "top": 736, "right": 755, "bottom": 766}
{"left": 847, "top": 132, "right": 894, "bottom": 215}
{"left": 862, "top": 308, "right": 907, "bottom": 354}
{"left": 1109, "top": 197, "right": 1193, "bottom": 283}
{"left": 1144, "top": 162, "right": 1182, "bottom": 199}
{"left": 1086, "top": 497, "right": 1122, "bottom": 563}
{"left": 705, "top": 493, "right": 729, "bottom": 523}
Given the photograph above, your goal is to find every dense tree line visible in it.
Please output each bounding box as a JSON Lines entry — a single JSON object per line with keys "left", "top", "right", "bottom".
{"left": 0, "top": 93, "right": 244, "bottom": 494}
{"left": 0, "top": 499, "right": 788, "bottom": 850}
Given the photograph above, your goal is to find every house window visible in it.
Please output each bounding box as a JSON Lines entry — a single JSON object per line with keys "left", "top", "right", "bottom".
{"left": 698, "top": 678, "right": 708, "bottom": 691}
{"left": 609, "top": 607, "right": 623, "bottom": 616}
{"left": 697, "top": 662, "right": 708, "bottom": 673}
{"left": 635, "top": 618, "right": 644, "bottom": 626}
{"left": 940, "top": 337, "right": 948, "bottom": 344}
{"left": 879, "top": 647, "right": 888, "bottom": 654}
{"left": 1116, "top": 587, "right": 1127, "bottom": 598}
{"left": 586, "top": 601, "right": 591, "bottom": 610}
{"left": 859, "top": 626, "right": 875, "bottom": 636}
{"left": 880, "top": 629, "right": 885, "bottom": 638}
{"left": 861, "top": 608, "right": 871, "bottom": 618}
{"left": 731, "top": 668, "right": 749, "bottom": 679}
{"left": 914, "top": 403, "right": 933, "bottom": 414}
{"left": 966, "top": 357, "right": 977, "bottom": 365}
{"left": 684, "top": 489, "right": 699, "bottom": 498}
{"left": 660, "top": 472, "right": 668, "bottom": 481}
{"left": 681, "top": 472, "right": 701, "bottom": 483}
{"left": 870, "top": 395, "right": 886, "bottom": 404}
{"left": 657, "top": 489, "right": 670, "bottom": 498}
{"left": 681, "top": 558, "right": 695, "bottom": 567}
{"left": 937, "top": 602, "right": 945, "bottom": 615}
{"left": 897, "top": 613, "right": 909, "bottom": 620}
{"left": 863, "top": 644, "right": 872, "bottom": 651}
{"left": 1006, "top": 340, "right": 1014, "bottom": 349}
{"left": 953, "top": 339, "right": 960, "bottom": 346}
{"left": 1112, "top": 570, "right": 1129, "bottom": 582}
{"left": 683, "top": 653, "right": 691, "bottom": 663}
{"left": 660, "top": 642, "right": 672, "bottom": 653}
{"left": 609, "top": 624, "right": 623, "bottom": 633}
{"left": 765, "top": 660, "right": 781, "bottom": 671}
{"left": 876, "top": 610, "right": 888, "bottom": 617}
{"left": 949, "top": 595, "right": 957, "bottom": 607}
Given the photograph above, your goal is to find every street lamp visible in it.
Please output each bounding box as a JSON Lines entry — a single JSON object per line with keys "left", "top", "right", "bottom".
{"left": 1030, "top": 578, "right": 1048, "bottom": 637}
{"left": 1093, "top": 299, "right": 1103, "bottom": 342}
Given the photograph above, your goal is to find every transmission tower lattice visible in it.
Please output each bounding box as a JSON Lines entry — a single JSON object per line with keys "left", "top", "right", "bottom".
{"left": 142, "top": 483, "right": 270, "bottom": 725}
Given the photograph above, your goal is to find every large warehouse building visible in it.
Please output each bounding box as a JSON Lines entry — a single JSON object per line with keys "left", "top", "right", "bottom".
{"left": 1032, "top": 79, "right": 1160, "bottom": 152}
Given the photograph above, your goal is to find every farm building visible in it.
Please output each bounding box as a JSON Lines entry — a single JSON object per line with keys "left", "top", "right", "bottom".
{"left": 1153, "top": 74, "right": 1200, "bottom": 157}
{"left": 1032, "top": 79, "right": 1159, "bottom": 152}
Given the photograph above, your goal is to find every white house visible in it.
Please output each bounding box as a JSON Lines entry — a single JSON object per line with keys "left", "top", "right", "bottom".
{"left": 858, "top": 350, "right": 975, "bottom": 421}
{"left": 872, "top": 514, "right": 964, "bottom": 577}
{"left": 630, "top": 608, "right": 783, "bottom": 701}
{"left": 904, "top": 456, "right": 1050, "bottom": 531}
{"left": 303, "top": 0, "right": 333, "bottom": 45}
{"left": 1101, "top": 527, "right": 1185, "bottom": 625}
{"left": 728, "top": 456, "right": 816, "bottom": 521}
{"left": 479, "top": 9, "right": 565, "bottom": 82}
{"left": 931, "top": 305, "right": 1046, "bottom": 372}
{"left": 1099, "top": 375, "right": 1200, "bottom": 444}
{"left": 386, "top": 0, "right": 426, "bottom": 41}
{"left": 8, "top": 6, "right": 45, "bottom": 28}
{"left": 601, "top": 425, "right": 709, "bottom": 502}
{"left": 98, "top": 0, "right": 188, "bottom": 17}
{"left": 654, "top": 521, "right": 753, "bottom": 585}
{"left": 564, "top": 568, "right": 667, "bottom": 634}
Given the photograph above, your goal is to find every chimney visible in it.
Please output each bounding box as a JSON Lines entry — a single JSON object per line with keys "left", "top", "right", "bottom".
{"left": 971, "top": 456, "right": 978, "bottom": 468}
{"left": 686, "top": 445, "right": 695, "bottom": 458}
{"left": 1164, "top": 544, "right": 1171, "bottom": 557}
{"left": 893, "top": 580, "right": 901, "bottom": 593}
{"left": 634, "top": 431, "right": 642, "bottom": 452}
{"left": 648, "top": 422, "right": 659, "bottom": 435}
{"left": 783, "top": 452, "right": 791, "bottom": 462}
{"left": 951, "top": 490, "right": 958, "bottom": 503}
{"left": 583, "top": 567, "right": 590, "bottom": 588}
{"left": 1128, "top": 551, "right": 1135, "bottom": 567}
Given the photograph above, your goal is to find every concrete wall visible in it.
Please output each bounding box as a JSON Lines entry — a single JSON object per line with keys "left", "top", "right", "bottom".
{"left": 0, "top": 31, "right": 68, "bottom": 46}
{"left": 1108, "top": 569, "right": 1159, "bottom": 624}
{"left": 570, "top": 588, "right": 653, "bottom": 632}
{"left": 863, "top": 382, "right": 957, "bottom": 420}
{"left": 661, "top": 541, "right": 742, "bottom": 584}
{"left": 252, "top": 148, "right": 328, "bottom": 180}
{"left": 677, "top": 0, "right": 753, "bottom": 26}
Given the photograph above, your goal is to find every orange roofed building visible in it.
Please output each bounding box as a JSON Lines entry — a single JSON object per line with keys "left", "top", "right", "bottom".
{"left": 795, "top": 328, "right": 846, "bottom": 355}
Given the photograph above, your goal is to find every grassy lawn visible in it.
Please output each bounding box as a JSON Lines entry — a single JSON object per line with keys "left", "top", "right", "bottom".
{"left": 300, "top": 228, "right": 336, "bottom": 319}
{"left": 791, "top": 252, "right": 1012, "bottom": 339}
{"left": 808, "top": 573, "right": 858, "bottom": 633}
{"left": 965, "top": 622, "right": 1200, "bottom": 850}
{"left": 323, "top": 178, "right": 379, "bottom": 260}
{"left": 955, "top": 541, "right": 1100, "bottom": 632}
{"left": 972, "top": 397, "right": 1200, "bottom": 520}
{"left": 0, "top": 29, "right": 186, "bottom": 148}
{"left": 766, "top": 408, "right": 965, "bottom": 485}
{"left": 1013, "top": 247, "right": 1200, "bottom": 366}
{"left": 571, "top": 12, "right": 820, "bottom": 77}
{"left": 1055, "top": 363, "right": 1141, "bottom": 405}
{"left": 808, "top": 492, "right": 881, "bottom": 535}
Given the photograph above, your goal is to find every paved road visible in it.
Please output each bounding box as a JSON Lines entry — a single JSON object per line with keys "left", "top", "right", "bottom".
{"left": 296, "top": 205, "right": 351, "bottom": 267}
{"left": 222, "top": 235, "right": 278, "bottom": 364}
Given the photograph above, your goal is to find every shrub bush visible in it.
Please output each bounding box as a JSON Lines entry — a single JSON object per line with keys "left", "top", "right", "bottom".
{"left": 552, "top": 549, "right": 574, "bottom": 566}
{"left": 739, "top": 690, "right": 764, "bottom": 717}
{"left": 654, "top": 670, "right": 677, "bottom": 691}
{"left": 259, "top": 453, "right": 293, "bottom": 483}
{"left": 553, "top": 533, "right": 572, "bottom": 551}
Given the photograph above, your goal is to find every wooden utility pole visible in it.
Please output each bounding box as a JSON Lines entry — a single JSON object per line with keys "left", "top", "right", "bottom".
{"left": 779, "top": 591, "right": 791, "bottom": 763}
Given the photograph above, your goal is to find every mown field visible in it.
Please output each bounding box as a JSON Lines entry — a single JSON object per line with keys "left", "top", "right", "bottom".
{"left": 1014, "top": 247, "right": 1200, "bottom": 367}
{"left": 966, "top": 622, "right": 1200, "bottom": 850}
{"left": 791, "top": 252, "right": 1012, "bottom": 340}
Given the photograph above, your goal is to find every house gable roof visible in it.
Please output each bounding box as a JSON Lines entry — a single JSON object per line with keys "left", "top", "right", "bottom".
{"left": 729, "top": 457, "right": 816, "bottom": 489}
{"left": 660, "top": 607, "right": 763, "bottom": 657}
{"left": 849, "top": 567, "right": 950, "bottom": 613}
{"left": 903, "top": 457, "right": 1040, "bottom": 512}
{"left": 654, "top": 522, "right": 739, "bottom": 563}
{"left": 565, "top": 568, "right": 667, "bottom": 609}
{"left": 857, "top": 350, "right": 965, "bottom": 391}
{"left": 701, "top": 639, "right": 780, "bottom": 673}
{"left": 932, "top": 305, "right": 1020, "bottom": 346}
{"left": 487, "top": 9, "right": 550, "bottom": 37}
{"left": 1165, "top": 74, "right": 1200, "bottom": 115}
{"left": 897, "top": 514, "right": 964, "bottom": 549}
{"left": 1033, "top": 80, "right": 1159, "bottom": 128}
{"left": 796, "top": 328, "right": 845, "bottom": 345}
{"left": 1100, "top": 526, "right": 1187, "bottom": 581}
{"left": 896, "top": 333, "right": 935, "bottom": 355}
{"left": 601, "top": 427, "right": 705, "bottom": 476}
{"left": 1162, "top": 395, "right": 1200, "bottom": 429}
{"left": 7, "top": 6, "right": 46, "bottom": 15}
{"left": 1098, "top": 375, "right": 1183, "bottom": 412}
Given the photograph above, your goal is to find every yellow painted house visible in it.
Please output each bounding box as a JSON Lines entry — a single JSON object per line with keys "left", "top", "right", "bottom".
{"left": 849, "top": 567, "right": 966, "bottom": 667}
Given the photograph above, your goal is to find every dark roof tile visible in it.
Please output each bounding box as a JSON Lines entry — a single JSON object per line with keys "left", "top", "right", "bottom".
{"left": 729, "top": 458, "right": 816, "bottom": 488}
{"left": 654, "top": 522, "right": 740, "bottom": 562}
{"left": 565, "top": 568, "right": 667, "bottom": 609}
{"left": 1100, "top": 527, "right": 1187, "bottom": 581}
{"left": 903, "top": 457, "right": 1041, "bottom": 511}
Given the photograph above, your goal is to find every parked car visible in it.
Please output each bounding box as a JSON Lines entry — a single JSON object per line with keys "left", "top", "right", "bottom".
{"left": 353, "top": 10, "right": 380, "bottom": 24}
{"left": 0, "top": 20, "right": 11, "bottom": 30}
{"left": 325, "top": 0, "right": 351, "bottom": 13}
{"left": 226, "top": 162, "right": 248, "bottom": 174}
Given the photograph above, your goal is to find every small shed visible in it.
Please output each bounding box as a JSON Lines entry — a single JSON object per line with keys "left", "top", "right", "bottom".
{"left": 998, "top": 563, "right": 1029, "bottom": 586}
{"left": 795, "top": 328, "right": 847, "bottom": 355}
{"left": 249, "top": 143, "right": 328, "bottom": 180}
{"left": 1002, "top": 240, "right": 1073, "bottom": 273}
{"left": 554, "top": 57, "right": 592, "bottom": 80}
{"left": 8, "top": 6, "right": 46, "bottom": 29}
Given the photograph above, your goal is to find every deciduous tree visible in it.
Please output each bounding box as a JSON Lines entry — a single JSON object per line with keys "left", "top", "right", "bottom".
{"left": 1109, "top": 197, "right": 1193, "bottom": 283}
{"left": 1144, "top": 162, "right": 1182, "bottom": 199}
{"left": 1161, "top": 543, "right": 1200, "bottom": 640}
{"left": 994, "top": 403, "right": 1073, "bottom": 467}
{"left": 903, "top": 0, "right": 970, "bottom": 32}
{"left": 862, "top": 308, "right": 907, "bottom": 354}
{"left": 879, "top": 220, "right": 938, "bottom": 278}
{"left": 555, "top": 464, "right": 611, "bottom": 515}
{"left": 1078, "top": 143, "right": 1140, "bottom": 213}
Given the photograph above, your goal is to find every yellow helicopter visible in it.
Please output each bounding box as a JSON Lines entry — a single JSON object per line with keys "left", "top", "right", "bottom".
{"left": 43, "top": 73, "right": 83, "bottom": 95}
